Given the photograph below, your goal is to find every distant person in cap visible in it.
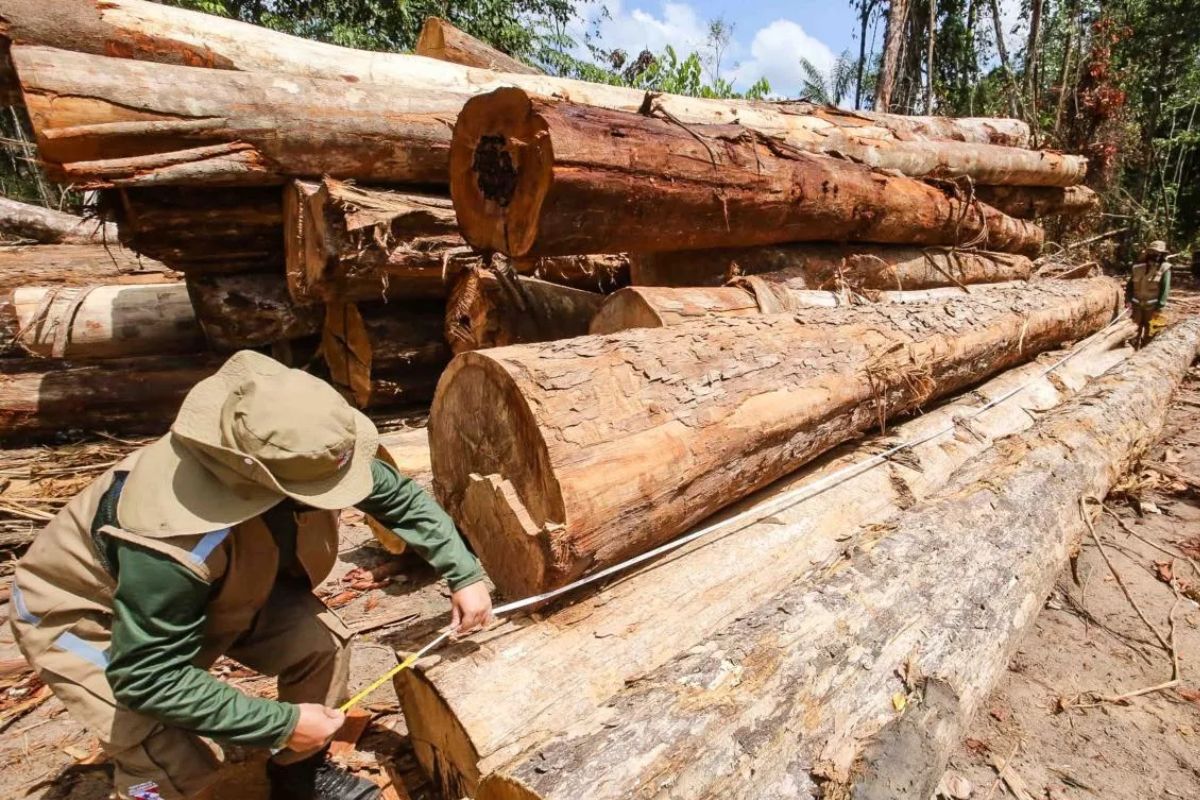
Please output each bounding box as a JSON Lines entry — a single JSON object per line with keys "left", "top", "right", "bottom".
{"left": 9, "top": 351, "right": 493, "bottom": 800}
{"left": 1126, "top": 239, "right": 1171, "bottom": 349}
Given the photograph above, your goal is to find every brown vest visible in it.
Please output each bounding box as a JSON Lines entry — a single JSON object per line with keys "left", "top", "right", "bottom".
{"left": 9, "top": 450, "right": 339, "bottom": 740}
{"left": 1130, "top": 261, "right": 1168, "bottom": 307}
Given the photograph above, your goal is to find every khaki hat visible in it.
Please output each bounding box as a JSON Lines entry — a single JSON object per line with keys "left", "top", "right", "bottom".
{"left": 1148, "top": 240, "right": 1169, "bottom": 254}
{"left": 119, "top": 350, "right": 380, "bottom": 536}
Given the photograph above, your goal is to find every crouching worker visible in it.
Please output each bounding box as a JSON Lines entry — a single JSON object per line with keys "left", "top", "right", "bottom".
{"left": 9, "top": 351, "right": 492, "bottom": 800}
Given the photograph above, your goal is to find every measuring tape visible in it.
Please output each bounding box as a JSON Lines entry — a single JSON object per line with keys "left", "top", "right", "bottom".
{"left": 340, "top": 310, "right": 1132, "bottom": 714}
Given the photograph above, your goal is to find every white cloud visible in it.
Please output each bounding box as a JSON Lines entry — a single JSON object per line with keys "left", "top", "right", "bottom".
{"left": 563, "top": 2, "right": 838, "bottom": 97}
{"left": 725, "top": 19, "right": 837, "bottom": 97}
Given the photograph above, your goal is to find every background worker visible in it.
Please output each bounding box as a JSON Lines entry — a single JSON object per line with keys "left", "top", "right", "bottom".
{"left": 9, "top": 351, "right": 492, "bottom": 800}
{"left": 1126, "top": 239, "right": 1172, "bottom": 349}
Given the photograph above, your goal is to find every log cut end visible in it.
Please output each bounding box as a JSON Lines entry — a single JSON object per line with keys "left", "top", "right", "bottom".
{"left": 396, "top": 668, "right": 484, "bottom": 799}
{"left": 430, "top": 351, "right": 564, "bottom": 597}
{"left": 589, "top": 287, "right": 669, "bottom": 334}
{"left": 451, "top": 88, "right": 552, "bottom": 257}
{"left": 477, "top": 776, "right": 541, "bottom": 800}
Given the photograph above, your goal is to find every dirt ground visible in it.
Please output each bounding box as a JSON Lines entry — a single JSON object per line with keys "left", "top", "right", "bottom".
{"left": 3, "top": 297, "right": 1200, "bottom": 800}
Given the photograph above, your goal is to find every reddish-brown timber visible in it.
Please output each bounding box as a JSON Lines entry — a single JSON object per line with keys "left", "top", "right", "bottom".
{"left": 429, "top": 277, "right": 1120, "bottom": 597}
{"left": 12, "top": 46, "right": 464, "bottom": 188}
{"left": 0, "top": 244, "right": 176, "bottom": 294}
{"left": 450, "top": 90, "right": 1046, "bottom": 259}
{"left": 473, "top": 317, "right": 1200, "bottom": 800}
{"left": 0, "top": 355, "right": 219, "bottom": 443}
{"left": 415, "top": 17, "right": 541, "bottom": 74}
{"left": 186, "top": 272, "right": 321, "bottom": 350}
{"left": 628, "top": 245, "right": 1033, "bottom": 288}
{"left": 0, "top": 196, "right": 117, "bottom": 244}
{"left": 589, "top": 281, "right": 1025, "bottom": 334}
{"left": 1, "top": 282, "right": 202, "bottom": 358}
{"left": 974, "top": 184, "right": 1100, "bottom": 219}
{"left": 0, "top": 0, "right": 1031, "bottom": 151}
{"left": 446, "top": 268, "right": 604, "bottom": 352}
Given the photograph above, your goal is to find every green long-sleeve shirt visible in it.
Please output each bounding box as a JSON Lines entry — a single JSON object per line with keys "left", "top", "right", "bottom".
{"left": 103, "top": 459, "right": 481, "bottom": 749}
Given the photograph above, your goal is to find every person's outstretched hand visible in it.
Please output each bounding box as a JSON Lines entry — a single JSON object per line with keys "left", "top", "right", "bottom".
{"left": 450, "top": 582, "right": 493, "bottom": 635}
{"left": 286, "top": 704, "right": 345, "bottom": 752}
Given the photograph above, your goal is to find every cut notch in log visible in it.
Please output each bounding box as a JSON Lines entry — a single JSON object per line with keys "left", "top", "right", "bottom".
{"left": 450, "top": 89, "right": 1045, "bottom": 259}
{"left": 429, "top": 278, "right": 1121, "bottom": 598}
{"left": 415, "top": 17, "right": 541, "bottom": 75}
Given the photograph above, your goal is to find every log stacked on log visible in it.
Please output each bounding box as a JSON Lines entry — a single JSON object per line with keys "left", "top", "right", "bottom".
{"left": 0, "top": 196, "right": 117, "bottom": 244}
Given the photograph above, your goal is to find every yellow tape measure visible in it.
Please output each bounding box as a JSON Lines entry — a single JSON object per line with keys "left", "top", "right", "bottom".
{"left": 339, "top": 629, "right": 453, "bottom": 713}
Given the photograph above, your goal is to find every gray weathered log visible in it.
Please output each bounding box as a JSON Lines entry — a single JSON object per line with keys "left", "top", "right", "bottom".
{"left": 0, "top": 195, "right": 116, "bottom": 244}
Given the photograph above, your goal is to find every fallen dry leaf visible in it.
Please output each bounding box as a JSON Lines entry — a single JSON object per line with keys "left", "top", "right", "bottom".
{"left": 1154, "top": 561, "right": 1175, "bottom": 583}
{"left": 363, "top": 595, "right": 380, "bottom": 613}
{"left": 1178, "top": 688, "right": 1200, "bottom": 706}
{"left": 326, "top": 591, "right": 359, "bottom": 609}
{"left": 964, "top": 737, "right": 991, "bottom": 755}
{"left": 989, "top": 706, "right": 1011, "bottom": 722}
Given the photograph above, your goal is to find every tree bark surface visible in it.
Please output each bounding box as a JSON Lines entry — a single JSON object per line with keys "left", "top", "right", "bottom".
{"left": 874, "top": 0, "right": 910, "bottom": 111}
{"left": 429, "top": 278, "right": 1120, "bottom": 598}
{"left": 398, "top": 322, "right": 1133, "bottom": 799}
{"left": 0, "top": 244, "right": 176, "bottom": 294}
{"left": 590, "top": 281, "right": 1026, "bottom": 334}
{"left": 0, "top": 0, "right": 1030, "bottom": 148}
{"left": 473, "top": 315, "right": 1200, "bottom": 800}
{"left": 450, "top": 90, "right": 1048, "bottom": 261}
{"left": 1, "top": 282, "right": 202, "bottom": 358}
{"left": 628, "top": 245, "right": 1033, "bottom": 289}
{"left": 0, "top": 196, "right": 117, "bottom": 244}
{"left": 186, "top": 272, "right": 321, "bottom": 350}
{"left": 446, "top": 268, "right": 603, "bottom": 352}
{"left": 0, "top": 355, "right": 219, "bottom": 443}
{"left": 285, "top": 179, "right": 628, "bottom": 304}
{"left": 415, "top": 17, "right": 541, "bottom": 75}
{"left": 974, "top": 184, "right": 1100, "bottom": 219}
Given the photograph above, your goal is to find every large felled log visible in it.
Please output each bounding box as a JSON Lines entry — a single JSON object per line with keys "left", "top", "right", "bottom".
{"left": 0, "top": 355, "right": 219, "bottom": 443}
{"left": 0, "top": 244, "right": 176, "bottom": 294}
{"left": 0, "top": 196, "right": 117, "bottom": 244}
{"left": 106, "top": 187, "right": 284, "bottom": 274}
{"left": 974, "top": 184, "right": 1100, "bottom": 219}
{"left": 429, "top": 278, "right": 1120, "bottom": 597}
{"left": 589, "top": 281, "right": 1025, "bottom": 334}
{"left": 475, "top": 316, "right": 1200, "bottom": 800}
{"left": 450, "top": 90, "right": 1046, "bottom": 259}
{"left": 13, "top": 46, "right": 464, "bottom": 188}
{"left": 628, "top": 245, "right": 1033, "bottom": 289}
{"left": 446, "top": 268, "right": 604, "bottom": 352}
{"left": 415, "top": 17, "right": 541, "bottom": 75}
{"left": 285, "top": 179, "right": 628, "bottom": 305}
{"left": 1, "top": 283, "right": 201, "bottom": 358}
{"left": 0, "top": 0, "right": 1030, "bottom": 152}
{"left": 186, "top": 272, "right": 321, "bottom": 350}
{"left": 399, "top": 322, "right": 1134, "bottom": 798}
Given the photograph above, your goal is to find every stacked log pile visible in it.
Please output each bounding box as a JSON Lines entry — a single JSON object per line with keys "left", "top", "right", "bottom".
{"left": 5, "top": 10, "right": 1188, "bottom": 800}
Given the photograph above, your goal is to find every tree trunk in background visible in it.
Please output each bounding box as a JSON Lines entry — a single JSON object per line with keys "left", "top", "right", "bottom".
{"left": 989, "top": 0, "right": 1023, "bottom": 119}
{"left": 0, "top": 196, "right": 116, "bottom": 244}
{"left": 0, "top": 355, "right": 219, "bottom": 443}
{"left": 429, "top": 278, "right": 1119, "bottom": 598}
{"left": 975, "top": 185, "right": 1099, "bottom": 219}
{"left": 415, "top": 17, "right": 541, "bottom": 75}
{"left": 0, "top": 244, "right": 176, "bottom": 293}
{"left": 186, "top": 272, "right": 321, "bottom": 350}
{"left": 875, "top": 0, "right": 911, "bottom": 111}
{"left": 628, "top": 245, "right": 1033, "bottom": 289}
{"left": 104, "top": 186, "right": 284, "bottom": 275}
{"left": 926, "top": 0, "right": 936, "bottom": 114}
{"left": 589, "top": 281, "right": 1025, "bottom": 334}
{"left": 451, "top": 90, "right": 1047, "bottom": 261}
{"left": 475, "top": 318, "right": 1196, "bottom": 800}
{"left": 400, "top": 324, "right": 1131, "bottom": 800}
{"left": 1, "top": 282, "right": 201, "bottom": 358}
{"left": 0, "top": 0, "right": 1031, "bottom": 147}
{"left": 1025, "top": 0, "right": 1044, "bottom": 135}
{"left": 445, "top": 268, "right": 603, "bottom": 353}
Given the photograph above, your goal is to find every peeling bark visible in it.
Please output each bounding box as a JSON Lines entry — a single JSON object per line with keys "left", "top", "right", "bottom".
{"left": 473, "top": 316, "right": 1200, "bottom": 800}
{"left": 398, "top": 322, "right": 1133, "bottom": 799}
{"left": 451, "top": 90, "right": 1047, "bottom": 260}
{"left": 429, "top": 278, "right": 1120, "bottom": 597}
{"left": 628, "top": 245, "right": 1032, "bottom": 289}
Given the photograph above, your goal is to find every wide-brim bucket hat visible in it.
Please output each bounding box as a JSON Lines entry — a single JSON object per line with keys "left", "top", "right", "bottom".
{"left": 119, "top": 350, "right": 380, "bottom": 536}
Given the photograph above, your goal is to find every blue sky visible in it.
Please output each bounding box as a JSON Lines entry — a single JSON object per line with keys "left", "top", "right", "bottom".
{"left": 567, "top": 0, "right": 1023, "bottom": 98}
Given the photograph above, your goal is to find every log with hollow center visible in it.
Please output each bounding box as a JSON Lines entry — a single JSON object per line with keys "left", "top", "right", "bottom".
{"left": 284, "top": 179, "right": 627, "bottom": 305}
{"left": 3, "top": 4, "right": 1095, "bottom": 187}
{"left": 399, "top": 320, "right": 1133, "bottom": 799}
{"left": 428, "top": 277, "right": 1120, "bottom": 598}
{"left": 474, "top": 316, "right": 1200, "bottom": 800}
{"left": 628, "top": 245, "right": 1033, "bottom": 289}
{"left": 2, "top": 283, "right": 202, "bottom": 358}
{"left": 449, "top": 90, "right": 1046, "bottom": 259}
{"left": 589, "top": 280, "right": 1028, "bottom": 334}
{"left": 445, "top": 268, "right": 604, "bottom": 353}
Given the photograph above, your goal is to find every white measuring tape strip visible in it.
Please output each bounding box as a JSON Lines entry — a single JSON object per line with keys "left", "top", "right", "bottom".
{"left": 340, "top": 310, "right": 1132, "bottom": 712}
